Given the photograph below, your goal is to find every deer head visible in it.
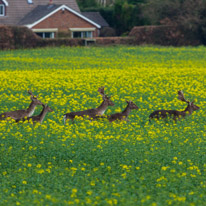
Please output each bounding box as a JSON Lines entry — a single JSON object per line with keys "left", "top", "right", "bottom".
{"left": 44, "top": 104, "right": 54, "bottom": 112}
{"left": 178, "top": 90, "right": 200, "bottom": 112}
{"left": 188, "top": 100, "right": 200, "bottom": 111}
{"left": 126, "top": 100, "right": 139, "bottom": 110}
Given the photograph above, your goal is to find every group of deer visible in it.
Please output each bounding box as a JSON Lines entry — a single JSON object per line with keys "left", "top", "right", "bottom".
{"left": 0, "top": 91, "right": 53, "bottom": 124}
{"left": 63, "top": 87, "right": 200, "bottom": 124}
{"left": 0, "top": 87, "right": 200, "bottom": 125}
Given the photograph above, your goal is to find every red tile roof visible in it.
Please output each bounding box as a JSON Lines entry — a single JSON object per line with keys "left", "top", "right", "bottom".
{"left": 0, "top": 0, "right": 80, "bottom": 25}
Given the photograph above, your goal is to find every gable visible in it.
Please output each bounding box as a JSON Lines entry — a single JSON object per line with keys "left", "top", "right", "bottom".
{"left": 22, "top": 5, "right": 101, "bottom": 29}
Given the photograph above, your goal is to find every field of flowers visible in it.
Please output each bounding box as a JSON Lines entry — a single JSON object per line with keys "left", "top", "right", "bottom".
{"left": 0, "top": 46, "right": 205, "bottom": 205}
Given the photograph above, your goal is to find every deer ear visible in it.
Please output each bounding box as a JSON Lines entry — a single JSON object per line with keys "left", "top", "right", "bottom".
{"left": 126, "top": 100, "right": 129, "bottom": 104}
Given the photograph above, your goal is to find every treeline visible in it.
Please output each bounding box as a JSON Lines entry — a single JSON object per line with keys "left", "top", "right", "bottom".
{"left": 77, "top": 0, "right": 206, "bottom": 44}
{"left": 77, "top": 0, "right": 147, "bottom": 35}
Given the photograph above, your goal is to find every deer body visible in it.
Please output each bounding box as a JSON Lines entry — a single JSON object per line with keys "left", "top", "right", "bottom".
{"left": 16, "top": 104, "right": 53, "bottom": 124}
{"left": 149, "top": 91, "right": 200, "bottom": 121}
{"left": 108, "top": 101, "right": 139, "bottom": 122}
{"left": 64, "top": 87, "right": 114, "bottom": 123}
{"left": 0, "top": 91, "right": 42, "bottom": 121}
{"left": 149, "top": 109, "right": 186, "bottom": 121}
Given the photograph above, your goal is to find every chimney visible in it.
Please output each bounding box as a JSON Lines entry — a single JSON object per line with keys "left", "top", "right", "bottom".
{"left": 49, "top": 0, "right": 53, "bottom": 4}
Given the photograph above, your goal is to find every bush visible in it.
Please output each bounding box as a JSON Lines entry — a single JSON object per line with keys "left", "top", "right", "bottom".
{"left": 0, "top": 26, "right": 40, "bottom": 50}
{"left": 143, "top": 0, "right": 206, "bottom": 45}
{"left": 0, "top": 25, "right": 14, "bottom": 49}
{"left": 0, "top": 26, "right": 84, "bottom": 50}
{"left": 57, "top": 31, "right": 72, "bottom": 39}
{"left": 100, "top": 27, "right": 116, "bottom": 37}
{"left": 129, "top": 25, "right": 201, "bottom": 46}
{"left": 37, "top": 38, "right": 84, "bottom": 47}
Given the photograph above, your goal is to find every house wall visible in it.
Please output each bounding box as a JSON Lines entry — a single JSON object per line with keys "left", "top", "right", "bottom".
{"left": 32, "top": 9, "right": 99, "bottom": 37}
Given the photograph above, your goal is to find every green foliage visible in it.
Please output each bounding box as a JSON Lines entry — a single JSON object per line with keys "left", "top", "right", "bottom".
{"left": 143, "top": 0, "right": 206, "bottom": 44}
{"left": 78, "top": 0, "right": 147, "bottom": 35}
{"left": 76, "top": 0, "right": 98, "bottom": 9}
{"left": 77, "top": 0, "right": 206, "bottom": 42}
{"left": 113, "top": 0, "right": 145, "bottom": 35}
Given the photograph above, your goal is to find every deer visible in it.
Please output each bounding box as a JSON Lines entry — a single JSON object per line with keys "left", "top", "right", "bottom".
{"left": 63, "top": 86, "right": 114, "bottom": 124}
{"left": 149, "top": 90, "right": 200, "bottom": 121}
{"left": 0, "top": 90, "right": 43, "bottom": 121}
{"left": 16, "top": 104, "right": 53, "bottom": 124}
{"left": 107, "top": 100, "right": 139, "bottom": 122}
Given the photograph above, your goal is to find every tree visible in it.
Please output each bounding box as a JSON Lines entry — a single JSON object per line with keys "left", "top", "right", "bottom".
{"left": 77, "top": 0, "right": 147, "bottom": 36}
{"left": 76, "top": 0, "right": 97, "bottom": 8}
{"left": 96, "top": 0, "right": 115, "bottom": 7}
{"left": 113, "top": 0, "right": 145, "bottom": 35}
{"left": 143, "top": 0, "right": 206, "bottom": 44}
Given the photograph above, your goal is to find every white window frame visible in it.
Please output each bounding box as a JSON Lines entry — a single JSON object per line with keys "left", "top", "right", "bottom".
{"left": 39, "top": 32, "right": 55, "bottom": 39}
{"left": 70, "top": 28, "right": 95, "bottom": 39}
{"left": 0, "top": 4, "right": 5, "bottom": 16}
{"left": 32, "top": 29, "right": 57, "bottom": 39}
{"left": 72, "top": 31, "right": 93, "bottom": 38}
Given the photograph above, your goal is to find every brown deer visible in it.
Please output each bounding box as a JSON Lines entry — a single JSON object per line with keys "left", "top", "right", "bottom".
{"left": 149, "top": 91, "right": 200, "bottom": 121}
{"left": 0, "top": 90, "right": 43, "bottom": 121}
{"left": 16, "top": 104, "right": 53, "bottom": 124}
{"left": 107, "top": 100, "right": 139, "bottom": 122}
{"left": 63, "top": 86, "right": 114, "bottom": 123}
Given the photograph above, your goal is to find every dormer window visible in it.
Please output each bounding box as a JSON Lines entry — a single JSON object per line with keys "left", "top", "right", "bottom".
{"left": 0, "top": 4, "right": 5, "bottom": 16}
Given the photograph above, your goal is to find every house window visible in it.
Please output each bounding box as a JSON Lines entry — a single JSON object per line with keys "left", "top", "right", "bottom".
{"left": 72, "top": 31, "right": 92, "bottom": 38}
{"left": 0, "top": 4, "right": 5, "bottom": 16}
{"left": 36, "top": 32, "right": 55, "bottom": 39}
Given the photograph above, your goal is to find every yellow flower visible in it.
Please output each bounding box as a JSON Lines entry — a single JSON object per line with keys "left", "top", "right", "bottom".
{"left": 161, "top": 166, "right": 169, "bottom": 171}
{"left": 72, "top": 188, "right": 77, "bottom": 193}
{"left": 90, "top": 181, "right": 95, "bottom": 186}
{"left": 182, "top": 172, "right": 187, "bottom": 176}
{"left": 37, "top": 169, "right": 45, "bottom": 174}
{"left": 36, "top": 164, "right": 41, "bottom": 168}
{"left": 87, "top": 190, "right": 93, "bottom": 195}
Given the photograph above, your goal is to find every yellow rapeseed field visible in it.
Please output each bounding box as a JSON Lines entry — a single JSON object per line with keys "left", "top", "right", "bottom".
{"left": 0, "top": 46, "right": 205, "bottom": 205}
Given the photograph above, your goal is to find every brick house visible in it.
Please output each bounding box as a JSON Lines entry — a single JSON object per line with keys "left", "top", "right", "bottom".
{"left": 0, "top": 0, "right": 109, "bottom": 38}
